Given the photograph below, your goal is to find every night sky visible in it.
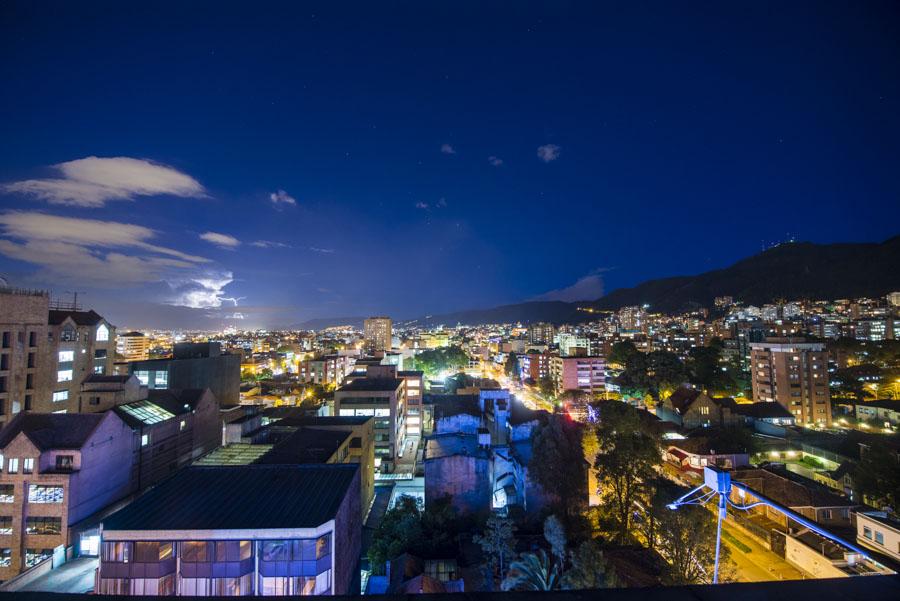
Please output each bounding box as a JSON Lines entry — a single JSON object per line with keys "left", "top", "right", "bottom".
{"left": 1, "top": 1, "right": 898, "bottom": 329}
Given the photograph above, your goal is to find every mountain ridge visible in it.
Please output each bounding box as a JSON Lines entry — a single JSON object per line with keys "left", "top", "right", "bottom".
{"left": 295, "top": 236, "right": 900, "bottom": 328}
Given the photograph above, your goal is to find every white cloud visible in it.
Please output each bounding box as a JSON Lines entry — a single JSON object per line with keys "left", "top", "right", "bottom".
{"left": 309, "top": 247, "right": 335, "bottom": 254}
{"left": 269, "top": 189, "right": 297, "bottom": 208}
{"left": 533, "top": 269, "right": 607, "bottom": 302}
{"left": 537, "top": 144, "right": 561, "bottom": 163}
{"left": 440, "top": 143, "right": 456, "bottom": 155}
{"left": 2, "top": 156, "right": 206, "bottom": 207}
{"left": 200, "top": 231, "right": 241, "bottom": 248}
{"left": 251, "top": 240, "right": 292, "bottom": 249}
{"left": 0, "top": 211, "right": 207, "bottom": 263}
{"left": 415, "top": 201, "right": 429, "bottom": 209}
{"left": 488, "top": 156, "right": 504, "bottom": 166}
{"left": 167, "top": 272, "right": 236, "bottom": 309}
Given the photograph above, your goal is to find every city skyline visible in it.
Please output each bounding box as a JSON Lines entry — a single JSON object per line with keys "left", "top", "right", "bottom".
{"left": 2, "top": 2, "right": 899, "bottom": 329}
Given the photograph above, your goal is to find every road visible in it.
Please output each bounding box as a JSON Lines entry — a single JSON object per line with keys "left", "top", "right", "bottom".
{"left": 17, "top": 557, "right": 97, "bottom": 593}
{"left": 721, "top": 520, "right": 806, "bottom": 582}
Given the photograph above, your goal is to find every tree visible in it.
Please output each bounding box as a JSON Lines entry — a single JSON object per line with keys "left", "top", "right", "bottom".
{"left": 407, "top": 346, "right": 469, "bottom": 379}
{"left": 367, "top": 496, "right": 424, "bottom": 574}
{"left": 543, "top": 515, "right": 567, "bottom": 567}
{"left": 561, "top": 539, "right": 616, "bottom": 590}
{"left": 473, "top": 513, "right": 517, "bottom": 589}
{"left": 657, "top": 504, "right": 727, "bottom": 585}
{"left": 501, "top": 550, "right": 560, "bottom": 591}
{"left": 529, "top": 414, "right": 587, "bottom": 522}
{"left": 504, "top": 353, "right": 520, "bottom": 381}
{"left": 609, "top": 341, "right": 640, "bottom": 368}
{"left": 853, "top": 440, "right": 900, "bottom": 512}
{"left": 538, "top": 375, "right": 556, "bottom": 398}
{"left": 593, "top": 401, "right": 661, "bottom": 542}
{"left": 705, "top": 427, "right": 759, "bottom": 455}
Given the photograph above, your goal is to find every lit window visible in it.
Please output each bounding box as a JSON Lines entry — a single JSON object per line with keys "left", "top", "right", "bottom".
{"left": 134, "top": 371, "right": 149, "bottom": 386}
{"left": 154, "top": 371, "right": 168, "bottom": 388}
{"left": 28, "top": 485, "right": 64, "bottom": 504}
{"left": 7, "top": 458, "right": 18, "bottom": 474}
{"left": 141, "top": 434, "right": 150, "bottom": 447}
{"left": 96, "top": 324, "right": 109, "bottom": 342}
{"left": 23, "top": 458, "right": 33, "bottom": 474}
{"left": 57, "top": 370, "right": 73, "bottom": 383}
{"left": 52, "top": 390, "right": 68, "bottom": 403}
{"left": 58, "top": 350, "right": 74, "bottom": 363}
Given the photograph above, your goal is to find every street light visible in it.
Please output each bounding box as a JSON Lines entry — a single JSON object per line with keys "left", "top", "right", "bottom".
{"left": 667, "top": 466, "right": 877, "bottom": 584}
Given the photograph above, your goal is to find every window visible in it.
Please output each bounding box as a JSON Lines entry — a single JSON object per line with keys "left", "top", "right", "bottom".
{"left": 863, "top": 526, "right": 872, "bottom": 540}
{"left": 0, "top": 354, "right": 7, "bottom": 370}
{"left": 102, "top": 541, "right": 131, "bottom": 563}
{"left": 1, "top": 333, "right": 8, "bottom": 348}
{"left": 316, "top": 533, "right": 331, "bottom": 559}
{"left": 55, "top": 455, "right": 74, "bottom": 471}
{"left": 179, "top": 420, "right": 186, "bottom": 431}
{"left": 57, "top": 370, "right": 73, "bottom": 383}
{"left": 27, "top": 353, "right": 35, "bottom": 369}
{"left": 52, "top": 390, "right": 68, "bottom": 403}
{"left": 23, "top": 458, "right": 33, "bottom": 474}
{"left": 25, "top": 516, "right": 62, "bottom": 535}
{"left": 7, "top": 458, "right": 18, "bottom": 474}
{"left": 134, "top": 370, "right": 149, "bottom": 386}
{"left": 0, "top": 517, "right": 12, "bottom": 535}
{"left": 58, "top": 350, "right": 74, "bottom": 363}
{"left": 0, "top": 485, "right": 13, "bottom": 503}
{"left": 181, "top": 541, "right": 208, "bottom": 562}
{"left": 28, "top": 332, "right": 36, "bottom": 347}
{"left": 821, "top": 509, "right": 832, "bottom": 520}
{"left": 25, "top": 548, "right": 53, "bottom": 567}
{"left": 134, "top": 541, "right": 172, "bottom": 563}
{"left": 875, "top": 531, "right": 884, "bottom": 545}
{"left": 0, "top": 548, "right": 10, "bottom": 567}
{"left": 141, "top": 434, "right": 150, "bottom": 447}
{"left": 28, "top": 485, "right": 64, "bottom": 504}
{"left": 96, "top": 324, "right": 109, "bottom": 342}
{"left": 154, "top": 371, "right": 168, "bottom": 388}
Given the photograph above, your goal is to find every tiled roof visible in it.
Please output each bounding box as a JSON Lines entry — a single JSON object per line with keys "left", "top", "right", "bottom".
{"left": 48, "top": 309, "right": 105, "bottom": 326}
{"left": 102, "top": 464, "right": 359, "bottom": 531}
{"left": 0, "top": 412, "right": 107, "bottom": 450}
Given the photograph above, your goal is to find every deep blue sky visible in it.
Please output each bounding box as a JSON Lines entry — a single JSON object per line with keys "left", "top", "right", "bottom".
{"left": 1, "top": 1, "right": 898, "bottom": 329}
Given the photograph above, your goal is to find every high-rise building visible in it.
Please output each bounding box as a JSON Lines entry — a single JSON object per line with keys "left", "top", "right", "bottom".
{"left": 527, "top": 322, "right": 554, "bottom": 345}
{"left": 118, "top": 331, "right": 150, "bottom": 361}
{"left": 363, "top": 317, "right": 392, "bottom": 352}
{"left": 750, "top": 338, "right": 831, "bottom": 426}
{"left": 550, "top": 355, "right": 606, "bottom": 395}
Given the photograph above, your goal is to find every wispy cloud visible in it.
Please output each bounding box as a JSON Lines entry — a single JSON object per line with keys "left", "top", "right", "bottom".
{"left": 200, "top": 231, "right": 241, "bottom": 249}
{"left": 0, "top": 211, "right": 210, "bottom": 287}
{"left": 537, "top": 144, "right": 561, "bottom": 163}
{"left": 415, "top": 201, "right": 429, "bottom": 209}
{"left": 309, "top": 247, "right": 335, "bottom": 254}
{"left": 269, "top": 189, "right": 297, "bottom": 208}
{"left": 488, "top": 156, "right": 504, "bottom": 167}
{"left": 2, "top": 156, "right": 206, "bottom": 207}
{"left": 440, "top": 143, "right": 456, "bottom": 155}
{"left": 532, "top": 268, "right": 609, "bottom": 302}
{"left": 251, "top": 240, "right": 292, "bottom": 249}
{"left": 415, "top": 198, "right": 447, "bottom": 211}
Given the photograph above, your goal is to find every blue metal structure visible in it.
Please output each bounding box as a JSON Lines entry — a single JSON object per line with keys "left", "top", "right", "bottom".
{"left": 667, "top": 466, "right": 873, "bottom": 584}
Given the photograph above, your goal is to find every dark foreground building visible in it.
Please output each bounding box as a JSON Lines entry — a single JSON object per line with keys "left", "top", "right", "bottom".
{"left": 129, "top": 342, "right": 241, "bottom": 407}
{"left": 96, "top": 464, "right": 361, "bottom": 596}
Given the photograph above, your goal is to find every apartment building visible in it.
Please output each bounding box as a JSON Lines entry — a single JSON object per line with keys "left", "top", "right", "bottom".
{"left": 334, "top": 371, "right": 406, "bottom": 472}
{"left": 299, "top": 354, "right": 354, "bottom": 386}
{"left": 117, "top": 331, "right": 150, "bottom": 362}
{"left": 0, "top": 412, "right": 135, "bottom": 579}
{"left": 46, "top": 309, "right": 117, "bottom": 414}
{"left": 96, "top": 464, "right": 361, "bottom": 596}
{"left": 550, "top": 355, "right": 606, "bottom": 395}
{"left": 0, "top": 288, "right": 49, "bottom": 424}
{"left": 129, "top": 342, "right": 241, "bottom": 406}
{"left": 398, "top": 370, "right": 424, "bottom": 436}
{"left": 750, "top": 338, "right": 831, "bottom": 426}
{"left": 363, "top": 317, "right": 392, "bottom": 352}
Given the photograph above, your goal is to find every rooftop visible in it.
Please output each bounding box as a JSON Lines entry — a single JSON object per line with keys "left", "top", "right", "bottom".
{"left": 102, "top": 464, "right": 359, "bottom": 531}
{"left": 338, "top": 377, "right": 404, "bottom": 392}
{"left": 257, "top": 428, "right": 352, "bottom": 464}
{"left": 48, "top": 309, "right": 105, "bottom": 326}
{"left": 424, "top": 432, "right": 490, "bottom": 461}
{"left": 0, "top": 412, "right": 107, "bottom": 451}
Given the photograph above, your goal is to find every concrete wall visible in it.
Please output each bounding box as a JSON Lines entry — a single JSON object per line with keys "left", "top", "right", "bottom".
{"left": 425, "top": 455, "right": 491, "bottom": 516}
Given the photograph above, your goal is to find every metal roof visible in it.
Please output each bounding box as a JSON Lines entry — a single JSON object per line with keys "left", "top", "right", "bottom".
{"left": 102, "top": 464, "right": 359, "bottom": 532}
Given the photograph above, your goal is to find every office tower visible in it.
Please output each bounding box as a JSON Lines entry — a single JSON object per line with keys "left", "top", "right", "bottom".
{"left": 750, "top": 338, "right": 831, "bottom": 426}
{"left": 363, "top": 317, "right": 392, "bottom": 352}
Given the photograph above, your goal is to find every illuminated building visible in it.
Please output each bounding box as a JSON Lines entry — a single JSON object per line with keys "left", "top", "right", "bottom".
{"left": 117, "top": 331, "right": 150, "bottom": 361}
{"left": 363, "top": 317, "right": 392, "bottom": 352}
{"left": 750, "top": 338, "right": 831, "bottom": 426}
